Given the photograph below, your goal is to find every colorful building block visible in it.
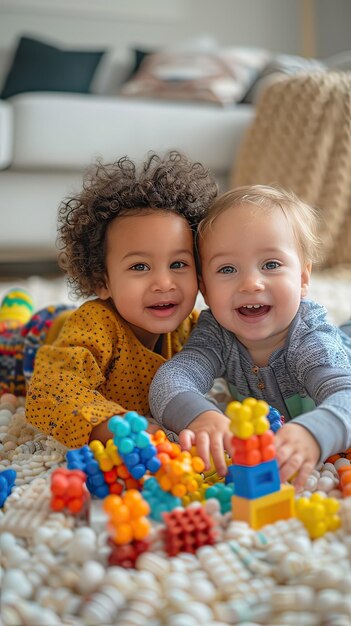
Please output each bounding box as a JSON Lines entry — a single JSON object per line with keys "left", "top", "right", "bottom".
{"left": 227, "top": 458, "right": 280, "bottom": 499}
{"left": 295, "top": 493, "right": 341, "bottom": 539}
{"left": 163, "top": 505, "right": 217, "bottom": 557}
{"left": 0, "top": 468, "right": 16, "bottom": 507}
{"left": 337, "top": 464, "right": 351, "bottom": 498}
{"left": 107, "top": 536, "right": 151, "bottom": 568}
{"left": 232, "top": 429, "right": 276, "bottom": 465}
{"left": 226, "top": 397, "right": 271, "bottom": 439}
{"left": 232, "top": 483, "right": 295, "bottom": 530}
{"left": 103, "top": 490, "right": 151, "bottom": 545}
{"left": 205, "top": 482, "right": 234, "bottom": 514}
{"left": 85, "top": 459, "right": 110, "bottom": 499}
{"left": 50, "top": 467, "right": 89, "bottom": 514}
{"left": 142, "top": 477, "right": 181, "bottom": 522}
{"left": 267, "top": 405, "right": 284, "bottom": 432}
{"left": 108, "top": 412, "right": 161, "bottom": 478}
{"left": 66, "top": 445, "right": 95, "bottom": 472}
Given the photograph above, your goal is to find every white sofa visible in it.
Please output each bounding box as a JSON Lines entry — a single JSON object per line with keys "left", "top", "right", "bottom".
{"left": 2, "top": 39, "right": 349, "bottom": 257}
{"left": 0, "top": 47, "right": 255, "bottom": 254}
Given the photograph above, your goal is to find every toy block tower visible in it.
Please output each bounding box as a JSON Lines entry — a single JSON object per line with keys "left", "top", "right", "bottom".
{"left": 226, "top": 398, "right": 295, "bottom": 530}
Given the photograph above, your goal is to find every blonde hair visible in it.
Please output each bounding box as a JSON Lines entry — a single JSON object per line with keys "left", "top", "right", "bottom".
{"left": 197, "top": 184, "right": 322, "bottom": 265}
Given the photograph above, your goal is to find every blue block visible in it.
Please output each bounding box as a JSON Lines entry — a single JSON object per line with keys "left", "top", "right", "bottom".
{"left": 0, "top": 468, "right": 16, "bottom": 507}
{"left": 229, "top": 459, "right": 280, "bottom": 499}
{"left": 268, "top": 406, "right": 283, "bottom": 433}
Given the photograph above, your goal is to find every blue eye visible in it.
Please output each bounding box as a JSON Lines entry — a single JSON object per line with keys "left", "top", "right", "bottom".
{"left": 170, "top": 261, "right": 187, "bottom": 269}
{"left": 263, "top": 261, "right": 280, "bottom": 270}
{"left": 218, "top": 266, "right": 236, "bottom": 274}
{"left": 130, "top": 263, "right": 149, "bottom": 271}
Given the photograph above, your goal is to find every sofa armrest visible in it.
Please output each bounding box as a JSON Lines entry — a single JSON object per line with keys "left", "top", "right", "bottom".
{"left": 0, "top": 99, "right": 13, "bottom": 169}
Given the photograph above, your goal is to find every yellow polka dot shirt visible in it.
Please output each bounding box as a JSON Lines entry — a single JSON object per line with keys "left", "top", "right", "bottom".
{"left": 26, "top": 298, "right": 198, "bottom": 448}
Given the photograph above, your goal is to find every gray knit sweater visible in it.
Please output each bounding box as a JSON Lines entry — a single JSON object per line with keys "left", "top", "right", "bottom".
{"left": 149, "top": 300, "right": 351, "bottom": 461}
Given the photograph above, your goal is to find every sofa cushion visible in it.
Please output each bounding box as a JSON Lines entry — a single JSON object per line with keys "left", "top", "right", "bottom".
{"left": 119, "top": 47, "right": 269, "bottom": 106}
{"left": 1, "top": 36, "right": 104, "bottom": 99}
{"left": 9, "top": 92, "right": 254, "bottom": 175}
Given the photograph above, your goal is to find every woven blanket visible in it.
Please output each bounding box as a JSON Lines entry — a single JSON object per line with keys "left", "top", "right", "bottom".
{"left": 2, "top": 395, "right": 351, "bottom": 626}
{"left": 231, "top": 71, "right": 351, "bottom": 268}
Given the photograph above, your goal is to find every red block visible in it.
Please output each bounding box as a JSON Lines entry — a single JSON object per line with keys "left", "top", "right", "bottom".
{"left": 163, "top": 506, "right": 217, "bottom": 557}
{"left": 232, "top": 431, "right": 276, "bottom": 466}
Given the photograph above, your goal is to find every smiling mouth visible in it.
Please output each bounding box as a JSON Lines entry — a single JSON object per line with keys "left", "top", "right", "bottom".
{"left": 148, "top": 303, "right": 176, "bottom": 310}
{"left": 238, "top": 304, "right": 271, "bottom": 317}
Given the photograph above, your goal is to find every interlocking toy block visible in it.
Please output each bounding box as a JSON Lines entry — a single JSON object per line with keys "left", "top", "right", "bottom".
{"left": 89, "top": 439, "right": 142, "bottom": 494}
{"left": 163, "top": 505, "right": 217, "bottom": 557}
{"left": 107, "top": 536, "right": 151, "bottom": 568}
{"left": 155, "top": 450, "right": 205, "bottom": 498}
{"left": 66, "top": 445, "right": 95, "bottom": 472}
{"left": 0, "top": 468, "right": 16, "bottom": 507}
{"left": 232, "top": 430, "right": 276, "bottom": 465}
{"left": 227, "top": 458, "right": 280, "bottom": 499}
{"left": 108, "top": 411, "right": 150, "bottom": 453}
{"left": 226, "top": 398, "right": 270, "bottom": 439}
{"left": 267, "top": 405, "right": 284, "bottom": 432}
{"left": 85, "top": 459, "right": 110, "bottom": 499}
{"left": 142, "top": 477, "right": 181, "bottom": 522}
{"left": 103, "top": 489, "right": 151, "bottom": 545}
{"left": 337, "top": 464, "right": 351, "bottom": 498}
{"left": 89, "top": 439, "right": 121, "bottom": 472}
{"left": 108, "top": 412, "right": 161, "bottom": 478}
{"left": 50, "top": 467, "right": 89, "bottom": 514}
{"left": 152, "top": 430, "right": 180, "bottom": 459}
{"left": 205, "top": 482, "right": 234, "bottom": 514}
{"left": 181, "top": 476, "right": 208, "bottom": 507}
{"left": 67, "top": 442, "right": 141, "bottom": 499}
{"left": 232, "top": 483, "right": 295, "bottom": 530}
{"left": 151, "top": 430, "right": 205, "bottom": 498}
{"left": 123, "top": 443, "right": 161, "bottom": 479}
{"left": 295, "top": 492, "right": 341, "bottom": 539}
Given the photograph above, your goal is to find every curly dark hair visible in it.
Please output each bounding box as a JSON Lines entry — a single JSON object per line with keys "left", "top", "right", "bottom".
{"left": 57, "top": 151, "right": 218, "bottom": 298}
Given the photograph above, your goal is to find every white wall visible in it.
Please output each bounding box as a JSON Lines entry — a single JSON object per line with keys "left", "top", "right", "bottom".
{"left": 315, "top": 0, "right": 351, "bottom": 57}
{"left": 0, "top": 0, "right": 301, "bottom": 57}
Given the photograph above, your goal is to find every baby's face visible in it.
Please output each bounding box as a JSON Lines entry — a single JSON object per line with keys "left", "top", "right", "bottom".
{"left": 97, "top": 211, "right": 198, "bottom": 349}
{"left": 198, "top": 204, "right": 311, "bottom": 361}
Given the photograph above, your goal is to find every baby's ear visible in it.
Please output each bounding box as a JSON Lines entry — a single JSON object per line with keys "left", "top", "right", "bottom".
{"left": 301, "top": 262, "right": 312, "bottom": 298}
{"left": 96, "top": 279, "right": 111, "bottom": 300}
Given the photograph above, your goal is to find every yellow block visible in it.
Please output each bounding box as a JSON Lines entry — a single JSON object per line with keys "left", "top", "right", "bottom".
{"left": 232, "top": 484, "right": 295, "bottom": 530}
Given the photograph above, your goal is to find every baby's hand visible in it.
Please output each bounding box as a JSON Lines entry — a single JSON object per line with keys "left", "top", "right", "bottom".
{"left": 179, "top": 410, "right": 232, "bottom": 476}
{"left": 274, "top": 422, "right": 320, "bottom": 492}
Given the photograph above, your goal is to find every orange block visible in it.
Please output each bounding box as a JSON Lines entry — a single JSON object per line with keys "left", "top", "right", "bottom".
{"left": 232, "top": 484, "right": 295, "bottom": 530}
{"left": 234, "top": 450, "right": 262, "bottom": 465}
{"left": 232, "top": 431, "right": 276, "bottom": 466}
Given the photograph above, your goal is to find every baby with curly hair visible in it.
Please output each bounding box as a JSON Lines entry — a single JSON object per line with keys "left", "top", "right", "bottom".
{"left": 26, "top": 151, "right": 218, "bottom": 448}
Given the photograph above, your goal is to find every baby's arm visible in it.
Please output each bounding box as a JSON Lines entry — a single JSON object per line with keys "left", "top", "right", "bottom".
{"left": 282, "top": 321, "right": 351, "bottom": 488}
{"left": 89, "top": 419, "right": 115, "bottom": 445}
{"left": 149, "top": 310, "right": 230, "bottom": 473}
{"left": 26, "top": 302, "right": 127, "bottom": 448}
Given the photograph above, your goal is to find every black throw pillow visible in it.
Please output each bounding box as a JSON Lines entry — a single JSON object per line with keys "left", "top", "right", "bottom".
{"left": 1, "top": 35, "right": 105, "bottom": 99}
